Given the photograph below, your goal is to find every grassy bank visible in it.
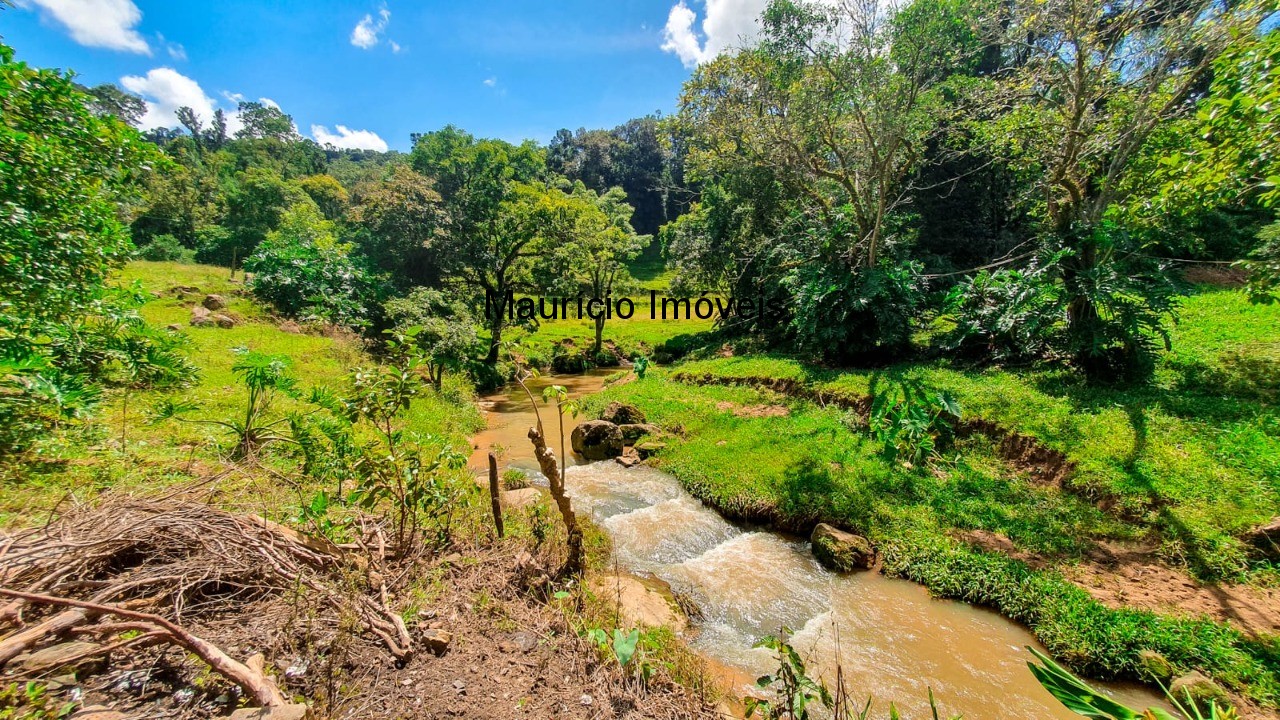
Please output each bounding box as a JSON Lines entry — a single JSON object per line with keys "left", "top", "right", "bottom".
{"left": 580, "top": 286, "right": 1280, "bottom": 706}
{"left": 0, "top": 261, "right": 485, "bottom": 525}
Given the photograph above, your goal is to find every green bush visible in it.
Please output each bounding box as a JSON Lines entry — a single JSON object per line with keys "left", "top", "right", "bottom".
{"left": 137, "top": 234, "right": 192, "bottom": 262}
{"left": 785, "top": 263, "right": 924, "bottom": 363}
{"left": 245, "top": 204, "right": 374, "bottom": 329}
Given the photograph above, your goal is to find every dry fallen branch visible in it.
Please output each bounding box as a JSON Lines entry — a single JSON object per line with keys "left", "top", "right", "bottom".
{"left": 0, "top": 588, "right": 286, "bottom": 707}
{"left": 0, "top": 498, "right": 414, "bottom": 677}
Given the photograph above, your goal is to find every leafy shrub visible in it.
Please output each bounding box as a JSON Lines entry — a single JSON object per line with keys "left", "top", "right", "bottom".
{"left": 155, "top": 349, "right": 299, "bottom": 460}
{"left": 501, "top": 468, "right": 530, "bottom": 490}
{"left": 384, "top": 288, "right": 480, "bottom": 390}
{"left": 1, "top": 286, "right": 196, "bottom": 456}
{"left": 0, "top": 356, "right": 101, "bottom": 456}
{"left": 785, "top": 263, "right": 924, "bottom": 363}
{"left": 245, "top": 204, "right": 374, "bottom": 329}
{"left": 1058, "top": 226, "right": 1180, "bottom": 381}
{"left": 0, "top": 682, "right": 75, "bottom": 720}
{"left": 1244, "top": 218, "right": 1280, "bottom": 305}
{"left": 943, "top": 257, "right": 1065, "bottom": 361}
{"left": 344, "top": 359, "right": 468, "bottom": 548}
{"left": 137, "top": 233, "right": 192, "bottom": 262}
{"left": 868, "top": 377, "right": 961, "bottom": 466}
{"left": 193, "top": 225, "right": 236, "bottom": 266}
{"left": 550, "top": 342, "right": 589, "bottom": 373}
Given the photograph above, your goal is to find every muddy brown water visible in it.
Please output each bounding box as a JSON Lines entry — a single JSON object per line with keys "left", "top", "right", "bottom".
{"left": 469, "top": 370, "right": 1166, "bottom": 718}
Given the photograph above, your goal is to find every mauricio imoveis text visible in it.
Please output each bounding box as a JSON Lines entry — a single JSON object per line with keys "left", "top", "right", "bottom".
{"left": 484, "top": 290, "right": 785, "bottom": 323}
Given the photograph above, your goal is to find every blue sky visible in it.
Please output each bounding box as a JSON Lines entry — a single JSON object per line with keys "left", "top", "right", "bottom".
{"left": 3, "top": 0, "right": 767, "bottom": 151}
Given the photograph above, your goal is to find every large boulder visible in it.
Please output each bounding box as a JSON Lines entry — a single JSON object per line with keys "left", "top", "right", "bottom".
{"left": 618, "top": 423, "right": 660, "bottom": 444}
{"left": 202, "top": 294, "right": 227, "bottom": 310}
{"left": 600, "top": 401, "right": 646, "bottom": 426}
{"left": 1136, "top": 650, "right": 1176, "bottom": 683}
{"left": 586, "top": 575, "right": 687, "bottom": 633}
{"left": 501, "top": 487, "right": 543, "bottom": 509}
{"left": 571, "top": 420, "right": 624, "bottom": 460}
{"left": 810, "top": 523, "right": 875, "bottom": 571}
{"left": 190, "top": 305, "right": 213, "bottom": 327}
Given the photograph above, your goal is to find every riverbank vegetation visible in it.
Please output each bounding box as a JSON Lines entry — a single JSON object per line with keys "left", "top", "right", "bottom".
{"left": 4, "top": 0, "right": 1280, "bottom": 714}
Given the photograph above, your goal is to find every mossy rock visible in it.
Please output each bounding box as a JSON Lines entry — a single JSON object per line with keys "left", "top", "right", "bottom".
{"left": 618, "top": 423, "right": 661, "bottom": 443}
{"left": 634, "top": 439, "right": 667, "bottom": 459}
{"left": 571, "top": 420, "right": 624, "bottom": 460}
{"left": 811, "top": 523, "right": 875, "bottom": 571}
{"left": 601, "top": 401, "right": 646, "bottom": 425}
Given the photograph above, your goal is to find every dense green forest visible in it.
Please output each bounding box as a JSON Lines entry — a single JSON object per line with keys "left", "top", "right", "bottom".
{"left": 3, "top": 0, "right": 1280, "bottom": 717}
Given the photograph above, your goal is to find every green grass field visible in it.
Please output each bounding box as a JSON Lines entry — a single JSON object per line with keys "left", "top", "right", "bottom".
{"left": 0, "top": 261, "right": 484, "bottom": 525}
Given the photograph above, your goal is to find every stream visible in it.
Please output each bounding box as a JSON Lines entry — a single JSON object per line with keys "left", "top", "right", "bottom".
{"left": 469, "top": 370, "right": 1165, "bottom": 719}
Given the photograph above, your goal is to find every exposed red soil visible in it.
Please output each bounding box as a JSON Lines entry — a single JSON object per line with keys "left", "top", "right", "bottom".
{"left": 714, "top": 401, "right": 789, "bottom": 418}
{"left": 1066, "top": 540, "right": 1280, "bottom": 640}
{"left": 956, "top": 531, "right": 1280, "bottom": 640}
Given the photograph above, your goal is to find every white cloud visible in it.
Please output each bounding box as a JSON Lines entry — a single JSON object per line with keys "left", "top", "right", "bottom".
{"left": 259, "top": 97, "right": 281, "bottom": 110}
{"left": 311, "top": 124, "right": 388, "bottom": 152}
{"left": 661, "top": 0, "right": 773, "bottom": 68}
{"left": 483, "top": 76, "right": 497, "bottom": 87}
{"left": 120, "top": 67, "right": 217, "bottom": 130}
{"left": 157, "top": 34, "right": 187, "bottom": 61}
{"left": 389, "top": 40, "right": 402, "bottom": 53}
{"left": 120, "top": 68, "right": 253, "bottom": 134}
{"left": 24, "top": 0, "right": 150, "bottom": 53}
{"left": 351, "top": 7, "right": 390, "bottom": 49}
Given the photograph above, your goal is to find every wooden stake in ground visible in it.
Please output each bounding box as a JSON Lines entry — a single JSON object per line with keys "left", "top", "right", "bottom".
{"left": 488, "top": 452, "right": 504, "bottom": 538}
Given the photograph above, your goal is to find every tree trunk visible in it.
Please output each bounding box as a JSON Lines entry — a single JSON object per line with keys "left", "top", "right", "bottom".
{"left": 486, "top": 315, "right": 503, "bottom": 365}
{"left": 527, "top": 426, "right": 582, "bottom": 575}
{"left": 593, "top": 316, "right": 604, "bottom": 355}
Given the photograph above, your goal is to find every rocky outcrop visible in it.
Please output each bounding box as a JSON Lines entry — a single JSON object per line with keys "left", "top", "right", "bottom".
{"left": 600, "top": 401, "right": 646, "bottom": 426}
{"left": 191, "top": 305, "right": 213, "bottom": 327}
{"left": 421, "top": 628, "right": 453, "bottom": 655}
{"left": 810, "top": 523, "right": 875, "bottom": 571}
{"left": 214, "top": 313, "right": 239, "bottom": 328}
{"left": 202, "top": 294, "right": 228, "bottom": 310}
{"left": 501, "top": 487, "right": 543, "bottom": 509}
{"left": 633, "top": 439, "right": 666, "bottom": 459}
{"left": 571, "top": 420, "right": 624, "bottom": 460}
{"left": 1136, "top": 650, "right": 1176, "bottom": 683}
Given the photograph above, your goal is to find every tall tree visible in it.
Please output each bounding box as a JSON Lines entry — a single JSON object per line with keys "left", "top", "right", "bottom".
{"left": 235, "top": 101, "right": 298, "bottom": 142}
{"left": 410, "top": 126, "right": 545, "bottom": 363}
{"left": 0, "top": 42, "right": 159, "bottom": 332}
{"left": 82, "top": 83, "right": 145, "bottom": 126}
{"left": 348, "top": 165, "right": 446, "bottom": 288}
{"left": 983, "top": 0, "right": 1270, "bottom": 373}
{"left": 538, "top": 183, "right": 650, "bottom": 353}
